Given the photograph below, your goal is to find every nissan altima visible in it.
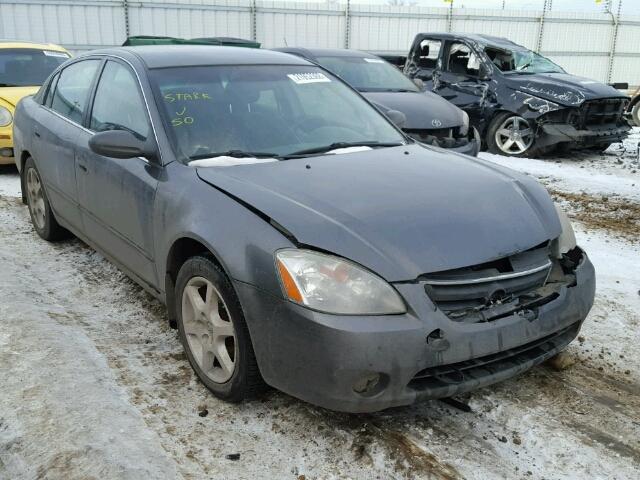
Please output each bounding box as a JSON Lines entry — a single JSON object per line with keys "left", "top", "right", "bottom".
{"left": 13, "top": 46, "right": 595, "bottom": 413}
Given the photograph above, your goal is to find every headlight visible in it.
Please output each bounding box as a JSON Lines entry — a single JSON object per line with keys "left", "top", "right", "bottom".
{"left": 0, "top": 106, "right": 12, "bottom": 127}
{"left": 551, "top": 204, "right": 576, "bottom": 258}
{"left": 459, "top": 110, "right": 469, "bottom": 136}
{"left": 275, "top": 249, "right": 406, "bottom": 315}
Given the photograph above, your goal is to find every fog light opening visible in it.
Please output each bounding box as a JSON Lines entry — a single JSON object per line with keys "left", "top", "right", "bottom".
{"left": 0, "top": 147, "right": 14, "bottom": 158}
{"left": 352, "top": 372, "right": 388, "bottom": 397}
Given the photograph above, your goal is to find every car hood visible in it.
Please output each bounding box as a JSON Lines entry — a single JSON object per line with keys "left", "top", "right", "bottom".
{"left": 196, "top": 144, "right": 561, "bottom": 282}
{"left": 0, "top": 86, "right": 39, "bottom": 108}
{"left": 362, "top": 91, "right": 465, "bottom": 130}
{"left": 504, "top": 73, "right": 627, "bottom": 106}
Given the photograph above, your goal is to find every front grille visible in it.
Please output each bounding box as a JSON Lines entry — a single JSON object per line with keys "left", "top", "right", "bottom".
{"left": 572, "top": 98, "right": 627, "bottom": 128}
{"left": 408, "top": 321, "right": 580, "bottom": 391}
{"left": 422, "top": 243, "right": 562, "bottom": 323}
{"left": 406, "top": 127, "right": 470, "bottom": 149}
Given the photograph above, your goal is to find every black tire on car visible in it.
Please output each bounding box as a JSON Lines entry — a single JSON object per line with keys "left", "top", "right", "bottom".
{"left": 486, "top": 112, "right": 536, "bottom": 157}
{"left": 23, "top": 156, "right": 69, "bottom": 241}
{"left": 175, "top": 255, "right": 266, "bottom": 402}
{"left": 631, "top": 102, "right": 640, "bottom": 127}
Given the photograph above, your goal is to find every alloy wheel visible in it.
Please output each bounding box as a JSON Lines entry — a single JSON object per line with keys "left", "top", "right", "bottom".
{"left": 26, "top": 167, "right": 46, "bottom": 230}
{"left": 181, "top": 276, "right": 237, "bottom": 383}
{"left": 495, "top": 115, "right": 534, "bottom": 155}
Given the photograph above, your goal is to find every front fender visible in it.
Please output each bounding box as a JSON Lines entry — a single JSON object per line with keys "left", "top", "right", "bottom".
{"left": 154, "top": 162, "right": 295, "bottom": 299}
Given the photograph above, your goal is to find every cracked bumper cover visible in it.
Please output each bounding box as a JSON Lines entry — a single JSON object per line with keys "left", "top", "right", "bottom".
{"left": 538, "top": 123, "right": 630, "bottom": 148}
{"left": 235, "top": 249, "right": 595, "bottom": 413}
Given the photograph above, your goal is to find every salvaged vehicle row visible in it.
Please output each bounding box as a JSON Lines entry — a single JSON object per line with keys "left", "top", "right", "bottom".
{"left": 13, "top": 46, "right": 595, "bottom": 412}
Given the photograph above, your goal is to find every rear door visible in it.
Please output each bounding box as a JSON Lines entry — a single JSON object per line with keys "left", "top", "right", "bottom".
{"left": 75, "top": 59, "right": 160, "bottom": 286}
{"left": 433, "top": 41, "right": 488, "bottom": 124}
{"left": 33, "top": 59, "right": 101, "bottom": 230}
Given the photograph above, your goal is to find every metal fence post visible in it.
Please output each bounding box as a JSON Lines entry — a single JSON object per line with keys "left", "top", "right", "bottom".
{"left": 447, "top": 0, "right": 454, "bottom": 32}
{"left": 251, "top": 0, "right": 257, "bottom": 42}
{"left": 536, "top": 0, "right": 549, "bottom": 53}
{"left": 607, "top": 0, "right": 622, "bottom": 83}
{"left": 344, "top": 0, "right": 351, "bottom": 48}
{"left": 122, "top": 0, "right": 130, "bottom": 38}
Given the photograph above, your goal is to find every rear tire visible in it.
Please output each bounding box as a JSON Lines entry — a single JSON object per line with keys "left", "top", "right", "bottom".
{"left": 175, "top": 255, "right": 266, "bottom": 402}
{"left": 23, "top": 157, "right": 69, "bottom": 241}
{"left": 486, "top": 112, "right": 537, "bottom": 157}
{"left": 631, "top": 102, "right": 640, "bottom": 127}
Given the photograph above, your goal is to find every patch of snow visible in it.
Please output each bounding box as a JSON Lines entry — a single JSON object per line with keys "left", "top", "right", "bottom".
{"left": 0, "top": 165, "right": 21, "bottom": 197}
{"left": 190, "top": 156, "right": 278, "bottom": 167}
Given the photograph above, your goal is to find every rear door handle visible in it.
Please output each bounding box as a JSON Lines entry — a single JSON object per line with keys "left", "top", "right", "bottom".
{"left": 34, "top": 131, "right": 40, "bottom": 138}
{"left": 78, "top": 162, "right": 88, "bottom": 172}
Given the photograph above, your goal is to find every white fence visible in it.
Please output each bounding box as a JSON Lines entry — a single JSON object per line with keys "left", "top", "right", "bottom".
{"left": 1, "top": 0, "right": 639, "bottom": 85}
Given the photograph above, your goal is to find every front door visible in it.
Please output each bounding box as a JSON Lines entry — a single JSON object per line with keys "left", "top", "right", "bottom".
{"left": 434, "top": 41, "right": 491, "bottom": 127}
{"left": 75, "top": 59, "right": 160, "bottom": 286}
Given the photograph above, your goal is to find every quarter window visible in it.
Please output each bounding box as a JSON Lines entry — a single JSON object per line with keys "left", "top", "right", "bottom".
{"left": 50, "top": 60, "right": 100, "bottom": 124}
{"left": 90, "top": 61, "right": 149, "bottom": 140}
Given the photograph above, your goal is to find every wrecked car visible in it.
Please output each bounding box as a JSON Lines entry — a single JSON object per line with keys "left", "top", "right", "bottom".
{"left": 13, "top": 46, "right": 595, "bottom": 413}
{"left": 397, "top": 33, "right": 630, "bottom": 156}
{"left": 274, "top": 47, "right": 479, "bottom": 156}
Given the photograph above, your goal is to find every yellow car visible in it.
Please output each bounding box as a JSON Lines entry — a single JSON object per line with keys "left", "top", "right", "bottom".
{"left": 0, "top": 41, "right": 70, "bottom": 165}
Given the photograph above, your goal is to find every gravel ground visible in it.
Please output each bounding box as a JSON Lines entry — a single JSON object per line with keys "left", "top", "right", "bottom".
{"left": 0, "top": 134, "right": 639, "bottom": 480}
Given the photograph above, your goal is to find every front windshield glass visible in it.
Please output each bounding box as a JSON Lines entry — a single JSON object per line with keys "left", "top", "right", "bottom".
{"left": 0, "top": 48, "right": 69, "bottom": 86}
{"left": 315, "top": 55, "right": 418, "bottom": 92}
{"left": 485, "top": 47, "right": 564, "bottom": 74}
{"left": 150, "top": 65, "right": 406, "bottom": 161}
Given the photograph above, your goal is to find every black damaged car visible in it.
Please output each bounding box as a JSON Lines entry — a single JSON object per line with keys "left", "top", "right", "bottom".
{"left": 396, "top": 33, "right": 630, "bottom": 157}
{"left": 275, "top": 48, "right": 480, "bottom": 156}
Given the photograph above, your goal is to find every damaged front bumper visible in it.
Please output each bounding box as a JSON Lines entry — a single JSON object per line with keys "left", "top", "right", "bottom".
{"left": 236, "top": 247, "right": 595, "bottom": 413}
{"left": 406, "top": 126, "right": 480, "bottom": 157}
{"left": 537, "top": 123, "right": 631, "bottom": 149}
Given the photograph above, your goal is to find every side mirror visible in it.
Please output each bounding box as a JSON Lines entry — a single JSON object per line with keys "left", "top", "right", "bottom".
{"left": 478, "top": 63, "right": 492, "bottom": 81}
{"left": 89, "top": 130, "right": 157, "bottom": 161}
{"left": 385, "top": 109, "right": 407, "bottom": 129}
{"left": 413, "top": 78, "right": 425, "bottom": 90}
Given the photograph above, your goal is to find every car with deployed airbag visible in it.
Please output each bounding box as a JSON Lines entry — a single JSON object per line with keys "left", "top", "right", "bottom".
{"left": 13, "top": 46, "right": 595, "bottom": 413}
{"left": 395, "top": 33, "right": 630, "bottom": 157}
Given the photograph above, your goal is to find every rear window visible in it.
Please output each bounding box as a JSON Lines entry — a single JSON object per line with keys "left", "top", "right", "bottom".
{"left": 0, "top": 48, "right": 70, "bottom": 87}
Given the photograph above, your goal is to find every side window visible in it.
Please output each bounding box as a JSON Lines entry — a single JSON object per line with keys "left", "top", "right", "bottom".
{"left": 50, "top": 60, "right": 100, "bottom": 124}
{"left": 43, "top": 72, "right": 60, "bottom": 107}
{"left": 417, "top": 39, "right": 441, "bottom": 70}
{"left": 445, "top": 43, "right": 480, "bottom": 77}
{"left": 90, "top": 61, "right": 149, "bottom": 140}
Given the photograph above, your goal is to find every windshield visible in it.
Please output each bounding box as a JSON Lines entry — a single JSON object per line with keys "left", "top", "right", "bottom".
{"left": 485, "top": 47, "right": 564, "bottom": 74}
{"left": 0, "top": 48, "right": 69, "bottom": 87}
{"left": 150, "top": 65, "right": 406, "bottom": 161}
{"left": 315, "top": 55, "right": 418, "bottom": 92}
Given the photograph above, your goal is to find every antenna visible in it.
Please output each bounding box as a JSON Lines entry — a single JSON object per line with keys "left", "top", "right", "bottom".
{"left": 283, "top": 37, "right": 288, "bottom": 47}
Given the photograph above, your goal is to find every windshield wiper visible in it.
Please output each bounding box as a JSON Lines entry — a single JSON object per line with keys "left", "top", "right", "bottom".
{"left": 0, "top": 83, "right": 19, "bottom": 87}
{"left": 283, "top": 141, "right": 404, "bottom": 158}
{"left": 189, "top": 150, "right": 281, "bottom": 161}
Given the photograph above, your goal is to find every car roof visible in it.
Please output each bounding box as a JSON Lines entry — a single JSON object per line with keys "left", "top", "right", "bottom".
{"left": 0, "top": 40, "right": 69, "bottom": 52}
{"left": 418, "top": 33, "right": 527, "bottom": 51}
{"left": 275, "top": 47, "right": 382, "bottom": 61}
{"left": 81, "top": 45, "right": 312, "bottom": 69}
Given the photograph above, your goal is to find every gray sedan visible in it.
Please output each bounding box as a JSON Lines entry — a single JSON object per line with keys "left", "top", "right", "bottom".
{"left": 13, "top": 46, "right": 595, "bottom": 413}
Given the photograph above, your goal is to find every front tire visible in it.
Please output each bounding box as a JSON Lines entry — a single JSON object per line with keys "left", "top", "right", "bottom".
{"left": 486, "top": 113, "right": 536, "bottom": 157}
{"left": 23, "top": 157, "right": 68, "bottom": 241}
{"left": 175, "top": 256, "right": 266, "bottom": 402}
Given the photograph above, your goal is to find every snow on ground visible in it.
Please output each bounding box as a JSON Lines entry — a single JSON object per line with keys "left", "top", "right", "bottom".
{"left": 0, "top": 141, "right": 639, "bottom": 479}
{"left": 0, "top": 165, "right": 21, "bottom": 198}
